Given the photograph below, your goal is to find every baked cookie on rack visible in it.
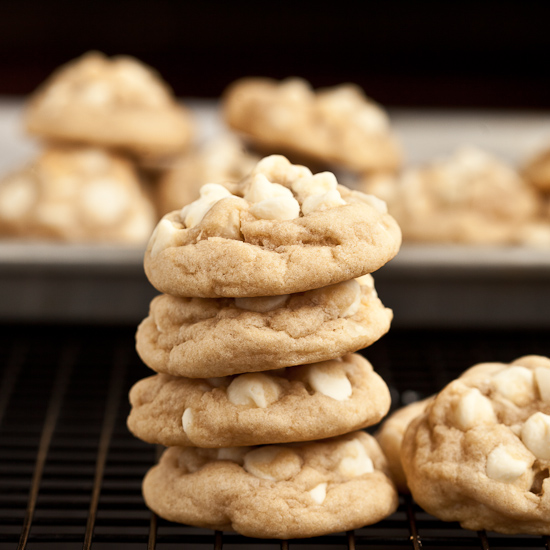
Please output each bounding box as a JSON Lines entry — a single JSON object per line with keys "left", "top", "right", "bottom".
{"left": 401, "top": 355, "right": 550, "bottom": 534}
{"left": 128, "top": 353, "right": 391, "bottom": 447}
{"left": 361, "top": 147, "right": 549, "bottom": 245}
{"left": 142, "top": 430, "right": 398, "bottom": 539}
{"left": 136, "top": 274, "right": 391, "bottom": 377}
{"left": 223, "top": 77, "right": 401, "bottom": 173}
{"left": 0, "top": 146, "right": 156, "bottom": 243}
{"left": 156, "top": 134, "right": 259, "bottom": 216}
{"left": 144, "top": 155, "right": 401, "bottom": 298}
{"left": 25, "top": 51, "right": 193, "bottom": 159}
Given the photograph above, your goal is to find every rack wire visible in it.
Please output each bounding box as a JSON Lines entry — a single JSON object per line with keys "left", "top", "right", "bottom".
{"left": 1, "top": 324, "right": 549, "bottom": 549}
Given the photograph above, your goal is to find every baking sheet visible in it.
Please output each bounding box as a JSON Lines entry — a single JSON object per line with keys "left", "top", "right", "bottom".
{"left": 1, "top": 97, "right": 549, "bottom": 326}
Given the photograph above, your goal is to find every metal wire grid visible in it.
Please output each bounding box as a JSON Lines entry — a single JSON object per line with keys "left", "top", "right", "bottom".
{"left": 0, "top": 325, "right": 549, "bottom": 549}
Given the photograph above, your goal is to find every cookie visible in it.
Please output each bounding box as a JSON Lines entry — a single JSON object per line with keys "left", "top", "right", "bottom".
{"left": 361, "top": 147, "right": 549, "bottom": 245}
{"left": 128, "top": 353, "right": 391, "bottom": 447}
{"left": 25, "top": 51, "right": 193, "bottom": 159}
{"left": 136, "top": 274, "right": 391, "bottom": 377}
{"left": 0, "top": 146, "right": 156, "bottom": 243}
{"left": 223, "top": 77, "right": 401, "bottom": 174}
{"left": 401, "top": 355, "right": 550, "bottom": 534}
{"left": 144, "top": 155, "right": 401, "bottom": 298}
{"left": 375, "top": 398, "right": 432, "bottom": 492}
{"left": 156, "top": 134, "right": 259, "bottom": 215}
{"left": 142, "top": 430, "right": 398, "bottom": 538}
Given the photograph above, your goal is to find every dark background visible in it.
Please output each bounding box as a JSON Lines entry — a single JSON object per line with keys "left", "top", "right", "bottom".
{"left": 1, "top": 0, "right": 549, "bottom": 109}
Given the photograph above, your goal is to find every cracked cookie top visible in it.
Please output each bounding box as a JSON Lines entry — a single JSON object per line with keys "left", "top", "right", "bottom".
{"left": 144, "top": 155, "right": 401, "bottom": 298}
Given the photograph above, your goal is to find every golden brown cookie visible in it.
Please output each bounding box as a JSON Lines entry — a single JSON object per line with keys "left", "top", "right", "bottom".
{"left": 0, "top": 146, "right": 156, "bottom": 243}
{"left": 155, "top": 134, "right": 259, "bottom": 215}
{"left": 128, "top": 353, "right": 391, "bottom": 447}
{"left": 223, "top": 77, "right": 401, "bottom": 174}
{"left": 25, "top": 51, "right": 193, "bottom": 159}
{"left": 135, "top": 274, "right": 391, "bottom": 377}
{"left": 142, "top": 430, "right": 398, "bottom": 538}
{"left": 361, "top": 147, "right": 550, "bottom": 245}
{"left": 144, "top": 155, "right": 401, "bottom": 298}
{"left": 401, "top": 355, "right": 550, "bottom": 534}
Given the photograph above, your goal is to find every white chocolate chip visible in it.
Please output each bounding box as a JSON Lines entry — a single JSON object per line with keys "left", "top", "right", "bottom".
{"left": 486, "top": 445, "right": 530, "bottom": 483}
{"left": 338, "top": 279, "right": 362, "bottom": 318}
{"left": 234, "top": 294, "right": 290, "bottom": 313}
{"left": 535, "top": 367, "right": 550, "bottom": 404}
{"left": 81, "top": 81, "right": 113, "bottom": 105}
{"left": 309, "top": 483, "right": 327, "bottom": 504}
{"left": 351, "top": 191, "right": 388, "bottom": 214}
{"left": 243, "top": 446, "right": 302, "bottom": 481}
{"left": 301, "top": 189, "right": 346, "bottom": 215}
{"left": 226, "top": 373, "right": 281, "bottom": 408}
{"left": 492, "top": 366, "right": 535, "bottom": 406}
{"left": 306, "top": 361, "right": 352, "bottom": 401}
{"left": 338, "top": 439, "right": 374, "bottom": 477}
{"left": 81, "top": 179, "right": 129, "bottom": 224}
{"left": 181, "top": 408, "right": 193, "bottom": 433}
{"left": 0, "top": 177, "right": 36, "bottom": 219}
{"left": 150, "top": 218, "right": 180, "bottom": 258}
{"left": 180, "top": 183, "right": 233, "bottom": 228}
{"left": 521, "top": 412, "right": 550, "bottom": 460}
{"left": 453, "top": 388, "right": 497, "bottom": 431}
{"left": 355, "top": 273, "right": 375, "bottom": 289}
{"left": 244, "top": 174, "right": 293, "bottom": 203}
{"left": 248, "top": 195, "right": 300, "bottom": 221}
{"left": 291, "top": 172, "right": 338, "bottom": 200}
{"left": 217, "top": 447, "right": 250, "bottom": 464}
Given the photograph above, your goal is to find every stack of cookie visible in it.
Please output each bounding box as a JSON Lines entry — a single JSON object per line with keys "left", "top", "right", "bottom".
{"left": 128, "top": 154, "right": 402, "bottom": 539}
{"left": 0, "top": 51, "right": 193, "bottom": 243}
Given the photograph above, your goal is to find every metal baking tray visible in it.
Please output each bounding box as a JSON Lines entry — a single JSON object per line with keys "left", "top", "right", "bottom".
{"left": 1, "top": 97, "right": 549, "bottom": 327}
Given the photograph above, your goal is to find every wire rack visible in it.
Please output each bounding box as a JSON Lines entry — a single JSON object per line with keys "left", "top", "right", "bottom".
{"left": 1, "top": 324, "right": 549, "bottom": 550}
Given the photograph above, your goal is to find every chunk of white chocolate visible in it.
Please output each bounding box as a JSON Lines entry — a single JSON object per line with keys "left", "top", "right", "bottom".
{"left": 486, "top": 445, "right": 530, "bottom": 483}
{"left": 306, "top": 361, "right": 352, "bottom": 401}
{"left": 234, "top": 294, "right": 290, "bottom": 313}
{"left": 81, "top": 179, "right": 129, "bottom": 224}
{"left": 521, "top": 412, "right": 550, "bottom": 460}
{"left": 338, "top": 439, "right": 374, "bottom": 477}
{"left": 244, "top": 174, "right": 293, "bottom": 203}
{"left": 0, "top": 177, "right": 36, "bottom": 219}
{"left": 338, "top": 279, "right": 362, "bottom": 318}
{"left": 309, "top": 483, "right": 327, "bottom": 504}
{"left": 181, "top": 408, "right": 193, "bottom": 433}
{"left": 535, "top": 367, "right": 550, "bottom": 404}
{"left": 493, "top": 366, "right": 535, "bottom": 406}
{"left": 301, "top": 189, "right": 346, "bottom": 215}
{"left": 180, "top": 183, "right": 233, "bottom": 228}
{"left": 248, "top": 195, "right": 300, "bottom": 221}
{"left": 291, "top": 172, "right": 338, "bottom": 200}
{"left": 226, "top": 373, "right": 281, "bottom": 408}
{"left": 243, "top": 446, "right": 302, "bottom": 481}
{"left": 150, "top": 218, "right": 179, "bottom": 258}
{"left": 453, "top": 388, "right": 497, "bottom": 431}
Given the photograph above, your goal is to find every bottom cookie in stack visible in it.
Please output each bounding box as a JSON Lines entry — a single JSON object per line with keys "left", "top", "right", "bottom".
{"left": 143, "top": 432, "right": 397, "bottom": 539}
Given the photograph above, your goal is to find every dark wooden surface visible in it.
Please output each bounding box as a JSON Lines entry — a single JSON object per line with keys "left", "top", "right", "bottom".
{"left": 1, "top": 0, "right": 549, "bottom": 108}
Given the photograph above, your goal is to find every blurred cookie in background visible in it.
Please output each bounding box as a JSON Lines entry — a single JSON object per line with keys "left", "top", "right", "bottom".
{"left": 24, "top": 51, "right": 194, "bottom": 161}
{"left": 0, "top": 146, "right": 156, "bottom": 243}
{"left": 155, "top": 134, "right": 259, "bottom": 216}
{"left": 223, "top": 77, "right": 401, "bottom": 175}
{"left": 361, "top": 147, "right": 550, "bottom": 246}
